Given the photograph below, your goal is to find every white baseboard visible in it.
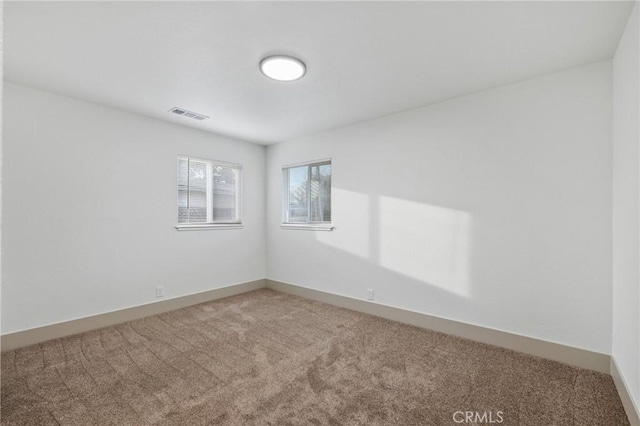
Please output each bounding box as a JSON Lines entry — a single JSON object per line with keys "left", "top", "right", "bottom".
{"left": 266, "top": 279, "right": 611, "bottom": 374}
{"left": 1, "top": 279, "right": 266, "bottom": 351}
{"left": 611, "top": 356, "right": 640, "bottom": 426}
{"left": 0, "top": 277, "right": 613, "bottom": 375}
{"left": 4, "top": 277, "right": 631, "bottom": 422}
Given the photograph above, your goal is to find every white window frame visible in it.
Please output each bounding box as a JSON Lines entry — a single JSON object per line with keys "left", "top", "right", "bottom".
{"left": 176, "top": 155, "right": 243, "bottom": 230}
{"left": 282, "top": 158, "right": 333, "bottom": 231}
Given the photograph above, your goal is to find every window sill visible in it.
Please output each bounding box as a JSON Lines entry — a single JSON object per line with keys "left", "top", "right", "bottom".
{"left": 281, "top": 223, "right": 334, "bottom": 231}
{"left": 175, "top": 223, "right": 243, "bottom": 231}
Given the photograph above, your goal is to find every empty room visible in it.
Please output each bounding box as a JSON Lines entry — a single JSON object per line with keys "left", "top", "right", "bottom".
{"left": 1, "top": 1, "right": 639, "bottom": 425}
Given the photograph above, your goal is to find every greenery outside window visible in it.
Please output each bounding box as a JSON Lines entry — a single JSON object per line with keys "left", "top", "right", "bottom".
{"left": 282, "top": 159, "right": 332, "bottom": 230}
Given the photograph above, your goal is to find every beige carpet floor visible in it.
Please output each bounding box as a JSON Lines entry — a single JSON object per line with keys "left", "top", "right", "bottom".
{"left": 1, "top": 288, "right": 630, "bottom": 425}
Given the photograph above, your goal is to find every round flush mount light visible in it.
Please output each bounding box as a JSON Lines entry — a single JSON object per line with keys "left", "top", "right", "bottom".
{"left": 259, "top": 55, "right": 306, "bottom": 82}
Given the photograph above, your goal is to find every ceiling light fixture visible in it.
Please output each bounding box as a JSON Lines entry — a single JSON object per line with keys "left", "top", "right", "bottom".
{"left": 259, "top": 55, "right": 306, "bottom": 82}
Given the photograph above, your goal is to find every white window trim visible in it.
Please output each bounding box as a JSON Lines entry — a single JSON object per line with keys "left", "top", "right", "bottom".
{"left": 282, "top": 158, "right": 333, "bottom": 231}
{"left": 176, "top": 223, "right": 243, "bottom": 231}
{"left": 281, "top": 223, "right": 334, "bottom": 231}
{"left": 176, "top": 155, "right": 243, "bottom": 230}
{"left": 281, "top": 158, "right": 332, "bottom": 169}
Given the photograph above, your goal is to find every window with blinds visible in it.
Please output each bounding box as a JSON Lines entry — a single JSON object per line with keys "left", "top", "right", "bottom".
{"left": 283, "top": 160, "right": 331, "bottom": 227}
{"left": 177, "top": 156, "right": 242, "bottom": 229}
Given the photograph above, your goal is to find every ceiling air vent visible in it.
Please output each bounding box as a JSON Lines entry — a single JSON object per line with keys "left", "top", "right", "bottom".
{"left": 168, "top": 107, "right": 209, "bottom": 121}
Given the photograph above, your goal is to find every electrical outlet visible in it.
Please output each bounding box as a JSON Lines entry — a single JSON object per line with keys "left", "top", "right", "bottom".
{"left": 367, "top": 288, "right": 374, "bottom": 301}
{"left": 156, "top": 286, "right": 164, "bottom": 298}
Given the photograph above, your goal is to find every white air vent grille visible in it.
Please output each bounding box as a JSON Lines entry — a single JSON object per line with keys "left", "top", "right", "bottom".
{"left": 169, "top": 107, "right": 209, "bottom": 121}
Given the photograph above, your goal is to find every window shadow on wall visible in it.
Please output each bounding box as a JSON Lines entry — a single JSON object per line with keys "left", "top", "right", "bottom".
{"left": 315, "top": 188, "right": 472, "bottom": 298}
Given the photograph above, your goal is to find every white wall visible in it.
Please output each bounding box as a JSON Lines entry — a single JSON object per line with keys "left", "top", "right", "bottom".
{"left": 2, "top": 83, "right": 266, "bottom": 334}
{"left": 267, "top": 61, "right": 613, "bottom": 354}
{"left": 1, "top": 4, "right": 4, "bottom": 345}
{"left": 613, "top": 2, "right": 640, "bottom": 411}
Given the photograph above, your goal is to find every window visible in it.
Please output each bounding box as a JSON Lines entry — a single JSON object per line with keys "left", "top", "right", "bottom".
{"left": 282, "top": 159, "right": 332, "bottom": 230}
{"left": 176, "top": 156, "right": 242, "bottom": 229}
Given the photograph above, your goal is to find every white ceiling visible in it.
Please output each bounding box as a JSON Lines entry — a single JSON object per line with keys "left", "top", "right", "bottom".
{"left": 4, "top": 1, "right": 635, "bottom": 145}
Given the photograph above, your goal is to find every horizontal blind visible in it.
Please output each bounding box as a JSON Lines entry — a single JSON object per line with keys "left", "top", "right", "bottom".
{"left": 177, "top": 156, "right": 242, "bottom": 225}
{"left": 177, "top": 157, "right": 189, "bottom": 223}
{"left": 188, "top": 159, "right": 208, "bottom": 223}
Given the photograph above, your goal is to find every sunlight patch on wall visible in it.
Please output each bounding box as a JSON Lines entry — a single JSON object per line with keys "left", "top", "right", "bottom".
{"left": 316, "top": 188, "right": 370, "bottom": 259}
{"left": 379, "top": 196, "right": 471, "bottom": 297}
